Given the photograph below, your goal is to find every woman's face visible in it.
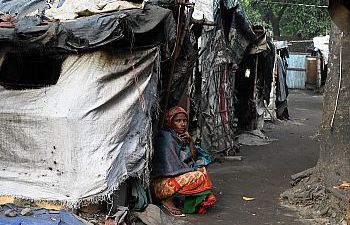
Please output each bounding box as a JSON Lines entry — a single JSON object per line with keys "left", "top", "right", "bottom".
{"left": 171, "top": 113, "right": 188, "bottom": 134}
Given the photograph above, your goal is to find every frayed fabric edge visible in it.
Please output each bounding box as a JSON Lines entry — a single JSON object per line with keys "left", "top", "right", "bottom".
{"left": 0, "top": 172, "right": 140, "bottom": 209}
{"left": 0, "top": 49, "right": 160, "bottom": 210}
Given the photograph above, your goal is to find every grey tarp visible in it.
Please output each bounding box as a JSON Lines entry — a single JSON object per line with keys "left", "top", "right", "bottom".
{"left": 0, "top": 47, "right": 160, "bottom": 207}
{"left": 198, "top": 1, "right": 256, "bottom": 154}
{"left": 0, "top": 1, "right": 173, "bottom": 52}
{"left": 0, "top": 0, "right": 48, "bottom": 18}
{"left": 199, "top": 28, "right": 237, "bottom": 154}
{"left": 213, "top": 0, "right": 239, "bottom": 20}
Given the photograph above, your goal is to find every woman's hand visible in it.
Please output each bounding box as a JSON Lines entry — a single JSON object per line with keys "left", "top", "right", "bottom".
{"left": 179, "top": 132, "right": 196, "bottom": 159}
{"left": 178, "top": 131, "right": 193, "bottom": 143}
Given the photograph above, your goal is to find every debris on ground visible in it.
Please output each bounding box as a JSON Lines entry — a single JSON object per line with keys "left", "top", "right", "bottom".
{"left": 222, "top": 156, "right": 244, "bottom": 161}
{"left": 242, "top": 196, "right": 255, "bottom": 201}
{"left": 333, "top": 181, "right": 350, "bottom": 190}
{"left": 236, "top": 130, "right": 278, "bottom": 146}
{"left": 0, "top": 203, "right": 88, "bottom": 224}
{"left": 281, "top": 172, "right": 349, "bottom": 225}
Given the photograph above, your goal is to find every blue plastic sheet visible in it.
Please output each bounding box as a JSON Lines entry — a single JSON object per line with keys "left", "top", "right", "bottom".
{"left": 0, "top": 205, "right": 86, "bottom": 225}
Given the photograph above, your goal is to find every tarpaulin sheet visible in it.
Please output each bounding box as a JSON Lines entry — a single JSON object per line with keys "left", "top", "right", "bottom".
{"left": 0, "top": 205, "right": 85, "bottom": 225}
{"left": 313, "top": 35, "right": 329, "bottom": 64}
{"left": 45, "top": 0, "right": 144, "bottom": 20}
{"left": 0, "top": 1, "right": 173, "bottom": 52}
{"left": 189, "top": 0, "right": 239, "bottom": 22}
{"left": 213, "top": 0, "right": 239, "bottom": 21}
{"left": 0, "top": 47, "right": 160, "bottom": 207}
{"left": 190, "top": 0, "right": 214, "bottom": 22}
{"left": 197, "top": 1, "right": 255, "bottom": 154}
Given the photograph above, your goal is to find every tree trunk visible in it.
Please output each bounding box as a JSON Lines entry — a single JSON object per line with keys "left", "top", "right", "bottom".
{"left": 270, "top": 17, "right": 281, "bottom": 36}
{"left": 262, "top": 6, "right": 287, "bottom": 37}
{"left": 317, "top": 22, "right": 350, "bottom": 190}
{"left": 281, "top": 21, "right": 350, "bottom": 223}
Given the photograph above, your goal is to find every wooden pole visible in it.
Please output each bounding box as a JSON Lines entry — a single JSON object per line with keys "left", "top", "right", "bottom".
{"left": 160, "top": 5, "right": 194, "bottom": 127}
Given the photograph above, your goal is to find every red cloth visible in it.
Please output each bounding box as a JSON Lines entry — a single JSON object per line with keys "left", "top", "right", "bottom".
{"left": 153, "top": 167, "right": 216, "bottom": 214}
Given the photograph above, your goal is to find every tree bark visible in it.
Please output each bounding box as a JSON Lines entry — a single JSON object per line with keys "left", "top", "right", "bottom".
{"left": 317, "top": 22, "right": 350, "bottom": 189}
{"left": 269, "top": 16, "right": 281, "bottom": 36}
{"left": 328, "top": 0, "right": 350, "bottom": 33}
{"left": 281, "top": 4, "right": 350, "bottom": 222}
{"left": 281, "top": 21, "right": 350, "bottom": 224}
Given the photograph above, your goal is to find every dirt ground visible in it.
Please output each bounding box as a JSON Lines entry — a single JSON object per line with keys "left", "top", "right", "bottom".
{"left": 183, "top": 89, "right": 324, "bottom": 225}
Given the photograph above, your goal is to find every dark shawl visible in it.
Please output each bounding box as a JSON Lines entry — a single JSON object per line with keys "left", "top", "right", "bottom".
{"left": 151, "top": 129, "right": 194, "bottom": 178}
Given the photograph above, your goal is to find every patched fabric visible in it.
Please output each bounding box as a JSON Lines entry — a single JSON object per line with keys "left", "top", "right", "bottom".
{"left": 0, "top": 47, "right": 160, "bottom": 207}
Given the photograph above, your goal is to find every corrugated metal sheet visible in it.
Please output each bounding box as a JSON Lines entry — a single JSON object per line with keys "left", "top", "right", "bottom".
{"left": 286, "top": 54, "right": 307, "bottom": 89}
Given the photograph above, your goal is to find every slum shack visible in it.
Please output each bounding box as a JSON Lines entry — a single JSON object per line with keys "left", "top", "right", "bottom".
{"left": 0, "top": 0, "right": 286, "bottom": 223}
{"left": 0, "top": 0, "right": 176, "bottom": 223}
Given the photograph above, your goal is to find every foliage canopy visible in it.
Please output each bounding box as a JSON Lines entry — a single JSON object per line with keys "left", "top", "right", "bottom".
{"left": 241, "top": 0, "right": 331, "bottom": 39}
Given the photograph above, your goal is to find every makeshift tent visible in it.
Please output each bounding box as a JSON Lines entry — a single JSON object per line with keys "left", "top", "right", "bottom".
{"left": 0, "top": 47, "right": 160, "bottom": 207}
{"left": 274, "top": 42, "right": 289, "bottom": 120}
{"left": 235, "top": 27, "right": 276, "bottom": 131}
{"left": 0, "top": 2, "right": 175, "bottom": 53}
{"left": 0, "top": 0, "right": 176, "bottom": 208}
{"left": 196, "top": 0, "right": 257, "bottom": 154}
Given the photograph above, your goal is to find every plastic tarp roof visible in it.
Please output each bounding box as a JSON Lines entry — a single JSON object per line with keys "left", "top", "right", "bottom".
{"left": 0, "top": 47, "right": 160, "bottom": 207}
{"left": 45, "top": 0, "right": 144, "bottom": 21}
{"left": 190, "top": 0, "right": 239, "bottom": 22}
{"left": 0, "top": 0, "right": 173, "bottom": 52}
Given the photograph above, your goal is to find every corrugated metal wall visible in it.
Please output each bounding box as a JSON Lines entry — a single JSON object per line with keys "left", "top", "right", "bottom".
{"left": 286, "top": 54, "right": 308, "bottom": 89}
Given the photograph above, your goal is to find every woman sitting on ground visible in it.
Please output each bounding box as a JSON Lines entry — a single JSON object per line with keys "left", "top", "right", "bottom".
{"left": 152, "top": 106, "right": 216, "bottom": 216}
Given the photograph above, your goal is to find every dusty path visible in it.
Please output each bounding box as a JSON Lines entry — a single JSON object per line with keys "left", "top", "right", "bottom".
{"left": 185, "top": 90, "right": 324, "bottom": 225}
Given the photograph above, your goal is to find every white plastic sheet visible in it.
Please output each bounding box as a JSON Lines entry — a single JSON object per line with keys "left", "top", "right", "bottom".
{"left": 0, "top": 47, "right": 159, "bottom": 207}
{"left": 45, "top": 0, "right": 144, "bottom": 20}
{"left": 190, "top": 0, "right": 214, "bottom": 22}
{"left": 313, "top": 35, "right": 329, "bottom": 64}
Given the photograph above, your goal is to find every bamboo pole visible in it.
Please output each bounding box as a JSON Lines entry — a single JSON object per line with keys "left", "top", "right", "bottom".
{"left": 160, "top": 5, "right": 194, "bottom": 127}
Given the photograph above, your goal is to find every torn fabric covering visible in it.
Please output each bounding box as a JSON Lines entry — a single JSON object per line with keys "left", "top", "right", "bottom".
{"left": 0, "top": 2, "right": 173, "bottom": 53}
{"left": 213, "top": 0, "right": 239, "bottom": 20}
{"left": 0, "top": 0, "right": 48, "bottom": 19}
{"left": 276, "top": 56, "right": 288, "bottom": 102}
{"left": 0, "top": 0, "right": 143, "bottom": 18}
{"left": 45, "top": 0, "right": 144, "bottom": 20}
{"left": 217, "top": 0, "right": 239, "bottom": 9}
{"left": 199, "top": 28, "right": 237, "bottom": 154}
{"left": 227, "top": 4, "right": 256, "bottom": 65}
{"left": 0, "top": 47, "right": 160, "bottom": 207}
{"left": 198, "top": 1, "right": 256, "bottom": 154}
{"left": 275, "top": 55, "right": 289, "bottom": 119}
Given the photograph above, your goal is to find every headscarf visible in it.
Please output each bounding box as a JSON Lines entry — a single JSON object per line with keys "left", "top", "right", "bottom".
{"left": 152, "top": 106, "right": 212, "bottom": 178}
{"left": 165, "top": 106, "right": 188, "bottom": 129}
